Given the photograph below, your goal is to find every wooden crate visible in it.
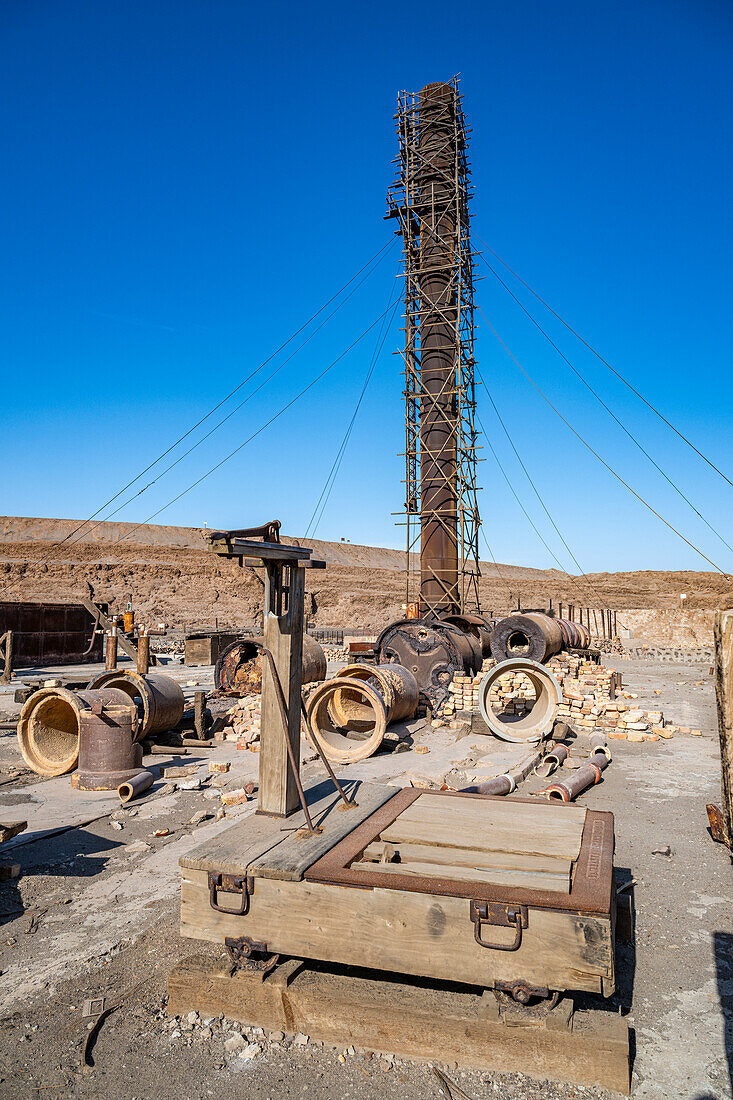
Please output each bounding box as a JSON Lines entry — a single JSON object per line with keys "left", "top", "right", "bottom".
{"left": 179, "top": 780, "right": 616, "bottom": 997}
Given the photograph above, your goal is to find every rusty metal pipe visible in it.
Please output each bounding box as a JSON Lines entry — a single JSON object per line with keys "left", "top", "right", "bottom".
{"left": 117, "top": 769, "right": 154, "bottom": 802}
{"left": 71, "top": 703, "right": 145, "bottom": 791}
{"left": 540, "top": 751, "right": 610, "bottom": 802}
{"left": 17, "top": 687, "right": 133, "bottom": 776}
{"left": 87, "top": 670, "right": 184, "bottom": 740}
{"left": 417, "top": 81, "right": 459, "bottom": 617}
{"left": 137, "top": 635, "right": 151, "bottom": 676}
{"left": 490, "top": 613, "right": 592, "bottom": 664}
{"left": 334, "top": 664, "right": 419, "bottom": 726}
{"left": 214, "top": 634, "right": 326, "bottom": 696}
{"left": 105, "top": 626, "right": 118, "bottom": 671}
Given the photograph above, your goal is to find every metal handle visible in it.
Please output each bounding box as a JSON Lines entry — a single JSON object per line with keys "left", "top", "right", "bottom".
{"left": 208, "top": 872, "right": 252, "bottom": 915}
{"left": 470, "top": 901, "right": 527, "bottom": 952}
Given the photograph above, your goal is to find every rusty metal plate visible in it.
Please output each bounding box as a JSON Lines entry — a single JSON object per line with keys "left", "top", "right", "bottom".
{"left": 305, "top": 788, "right": 615, "bottom": 917}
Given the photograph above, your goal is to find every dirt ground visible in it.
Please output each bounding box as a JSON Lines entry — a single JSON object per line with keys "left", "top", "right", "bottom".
{"left": 0, "top": 656, "right": 730, "bottom": 1099}
{"left": 0, "top": 516, "right": 729, "bottom": 639}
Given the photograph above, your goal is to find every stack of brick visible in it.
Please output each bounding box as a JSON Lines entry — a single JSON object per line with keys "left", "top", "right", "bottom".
{"left": 440, "top": 653, "right": 700, "bottom": 740}
{"left": 214, "top": 694, "right": 261, "bottom": 748}
{"left": 322, "top": 645, "right": 348, "bottom": 662}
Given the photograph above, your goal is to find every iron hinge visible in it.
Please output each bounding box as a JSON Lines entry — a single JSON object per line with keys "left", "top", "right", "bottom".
{"left": 470, "top": 900, "right": 528, "bottom": 952}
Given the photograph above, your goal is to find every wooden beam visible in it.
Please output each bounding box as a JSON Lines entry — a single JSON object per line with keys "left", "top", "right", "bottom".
{"left": 258, "top": 563, "right": 305, "bottom": 817}
{"left": 709, "top": 608, "right": 733, "bottom": 850}
{"left": 167, "top": 955, "right": 630, "bottom": 1094}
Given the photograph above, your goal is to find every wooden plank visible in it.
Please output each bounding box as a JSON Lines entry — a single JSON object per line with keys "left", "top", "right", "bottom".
{"left": 180, "top": 779, "right": 396, "bottom": 879}
{"left": 713, "top": 608, "right": 733, "bottom": 847}
{"left": 167, "top": 955, "right": 629, "bottom": 1094}
{"left": 401, "top": 794, "right": 587, "bottom": 828}
{"left": 396, "top": 798, "right": 586, "bottom": 848}
{"left": 362, "top": 840, "right": 571, "bottom": 876}
{"left": 247, "top": 782, "right": 397, "bottom": 880}
{"left": 180, "top": 870, "right": 614, "bottom": 995}
{"left": 350, "top": 859, "right": 570, "bottom": 893}
{"left": 381, "top": 817, "right": 584, "bottom": 862}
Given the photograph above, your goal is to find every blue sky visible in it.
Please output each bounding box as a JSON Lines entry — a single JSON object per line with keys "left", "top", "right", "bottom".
{"left": 2, "top": 0, "right": 732, "bottom": 574}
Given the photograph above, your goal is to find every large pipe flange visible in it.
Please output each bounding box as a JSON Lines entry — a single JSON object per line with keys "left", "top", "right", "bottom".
{"left": 477, "top": 658, "right": 563, "bottom": 743}
{"left": 376, "top": 618, "right": 480, "bottom": 712}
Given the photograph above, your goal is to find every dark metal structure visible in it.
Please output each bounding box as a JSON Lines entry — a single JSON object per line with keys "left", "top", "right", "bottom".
{"left": 387, "top": 76, "right": 480, "bottom": 619}
{"left": 0, "top": 601, "right": 105, "bottom": 669}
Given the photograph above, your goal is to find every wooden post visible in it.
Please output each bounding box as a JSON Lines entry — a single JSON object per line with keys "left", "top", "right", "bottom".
{"left": 0, "top": 631, "right": 13, "bottom": 684}
{"left": 105, "top": 627, "right": 118, "bottom": 671}
{"left": 593, "top": 610, "right": 599, "bottom": 638}
{"left": 259, "top": 561, "right": 305, "bottom": 817}
{"left": 709, "top": 609, "right": 733, "bottom": 849}
{"left": 613, "top": 611, "right": 617, "bottom": 638}
{"left": 194, "top": 691, "right": 206, "bottom": 740}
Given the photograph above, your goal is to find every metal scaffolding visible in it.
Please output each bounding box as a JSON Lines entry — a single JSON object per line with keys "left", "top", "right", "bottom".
{"left": 387, "top": 76, "right": 481, "bottom": 619}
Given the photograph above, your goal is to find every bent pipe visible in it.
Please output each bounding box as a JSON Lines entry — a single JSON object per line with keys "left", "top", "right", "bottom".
{"left": 214, "top": 633, "right": 326, "bottom": 695}
{"left": 490, "top": 613, "right": 591, "bottom": 664}
{"left": 477, "top": 657, "right": 563, "bottom": 743}
{"left": 117, "top": 769, "right": 154, "bottom": 803}
{"left": 539, "top": 751, "right": 610, "bottom": 802}
{"left": 87, "top": 670, "right": 184, "bottom": 740}
{"left": 17, "top": 686, "right": 134, "bottom": 777}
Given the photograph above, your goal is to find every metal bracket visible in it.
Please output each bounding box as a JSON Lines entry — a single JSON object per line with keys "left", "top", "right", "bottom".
{"left": 470, "top": 900, "right": 528, "bottom": 952}
{"left": 494, "top": 979, "right": 556, "bottom": 1006}
{"left": 208, "top": 872, "right": 254, "bottom": 916}
{"left": 224, "top": 935, "right": 280, "bottom": 978}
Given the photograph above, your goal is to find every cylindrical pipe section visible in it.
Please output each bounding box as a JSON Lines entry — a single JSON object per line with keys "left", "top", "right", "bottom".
{"left": 535, "top": 741, "right": 570, "bottom": 778}
{"left": 490, "top": 613, "right": 592, "bottom": 664}
{"left": 214, "top": 634, "right": 326, "bottom": 696}
{"left": 17, "top": 687, "right": 133, "bottom": 776}
{"left": 72, "top": 704, "right": 145, "bottom": 791}
{"left": 306, "top": 677, "right": 388, "bottom": 764}
{"left": 477, "top": 657, "right": 563, "bottom": 743}
{"left": 590, "top": 733, "right": 612, "bottom": 762}
{"left": 541, "top": 751, "right": 610, "bottom": 802}
{"left": 105, "top": 629, "right": 118, "bottom": 671}
{"left": 117, "top": 769, "right": 154, "bottom": 803}
{"left": 461, "top": 745, "right": 546, "bottom": 795}
{"left": 336, "top": 664, "right": 419, "bottom": 725}
{"left": 440, "top": 613, "right": 493, "bottom": 659}
{"left": 87, "top": 670, "right": 184, "bottom": 740}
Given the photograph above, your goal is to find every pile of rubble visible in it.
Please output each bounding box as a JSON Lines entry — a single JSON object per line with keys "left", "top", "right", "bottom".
{"left": 321, "top": 644, "right": 348, "bottom": 662}
{"left": 442, "top": 653, "right": 701, "bottom": 740}
{"left": 214, "top": 695, "right": 261, "bottom": 748}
